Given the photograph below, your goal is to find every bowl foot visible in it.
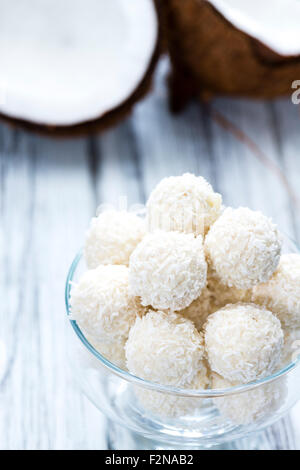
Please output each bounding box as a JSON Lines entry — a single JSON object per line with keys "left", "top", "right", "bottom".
{"left": 106, "top": 421, "right": 271, "bottom": 450}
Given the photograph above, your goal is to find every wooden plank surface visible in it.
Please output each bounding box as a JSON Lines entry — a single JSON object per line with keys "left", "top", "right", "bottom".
{"left": 0, "top": 59, "right": 299, "bottom": 450}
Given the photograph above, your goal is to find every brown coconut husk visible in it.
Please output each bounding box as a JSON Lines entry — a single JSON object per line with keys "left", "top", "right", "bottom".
{"left": 159, "top": 0, "right": 300, "bottom": 111}
{"left": 0, "top": 2, "right": 162, "bottom": 138}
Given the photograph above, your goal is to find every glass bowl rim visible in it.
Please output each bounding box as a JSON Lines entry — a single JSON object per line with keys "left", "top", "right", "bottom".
{"left": 65, "top": 248, "right": 300, "bottom": 398}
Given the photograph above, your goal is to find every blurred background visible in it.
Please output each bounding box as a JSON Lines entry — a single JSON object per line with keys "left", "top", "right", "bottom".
{"left": 1, "top": 0, "right": 300, "bottom": 450}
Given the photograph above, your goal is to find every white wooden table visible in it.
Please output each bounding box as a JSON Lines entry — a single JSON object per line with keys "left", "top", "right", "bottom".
{"left": 0, "top": 59, "right": 300, "bottom": 450}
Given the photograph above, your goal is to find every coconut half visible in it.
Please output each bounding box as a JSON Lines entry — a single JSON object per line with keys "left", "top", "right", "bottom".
{"left": 160, "top": 0, "right": 300, "bottom": 107}
{"left": 209, "top": 0, "right": 300, "bottom": 57}
{"left": 0, "top": 0, "right": 159, "bottom": 133}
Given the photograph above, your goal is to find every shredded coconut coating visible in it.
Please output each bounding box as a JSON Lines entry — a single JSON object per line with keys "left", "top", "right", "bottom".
{"left": 204, "top": 303, "right": 283, "bottom": 384}
{"left": 179, "top": 287, "right": 217, "bottom": 331}
{"left": 211, "top": 373, "right": 287, "bottom": 425}
{"left": 126, "top": 310, "right": 209, "bottom": 417}
{"left": 129, "top": 231, "right": 207, "bottom": 311}
{"left": 134, "top": 367, "right": 209, "bottom": 418}
{"left": 86, "top": 334, "right": 127, "bottom": 370}
{"left": 84, "top": 210, "right": 146, "bottom": 268}
{"left": 205, "top": 207, "right": 282, "bottom": 289}
{"left": 279, "top": 328, "right": 300, "bottom": 369}
{"left": 146, "top": 173, "right": 222, "bottom": 236}
{"left": 70, "top": 265, "right": 145, "bottom": 341}
{"left": 126, "top": 310, "right": 206, "bottom": 386}
{"left": 251, "top": 254, "right": 300, "bottom": 329}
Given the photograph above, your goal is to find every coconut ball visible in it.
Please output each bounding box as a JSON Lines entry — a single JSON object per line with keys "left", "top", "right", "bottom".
{"left": 126, "top": 310, "right": 209, "bottom": 417}
{"left": 204, "top": 303, "right": 284, "bottom": 384}
{"left": 280, "top": 328, "right": 300, "bottom": 369}
{"left": 86, "top": 334, "right": 127, "bottom": 370}
{"left": 179, "top": 287, "right": 217, "bottom": 331}
{"left": 129, "top": 231, "right": 207, "bottom": 311}
{"left": 211, "top": 373, "right": 287, "bottom": 425}
{"left": 205, "top": 207, "right": 282, "bottom": 289}
{"left": 251, "top": 254, "right": 300, "bottom": 329}
{"left": 134, "top": 367, "right": 209, "bottom": 418}
{"left": 126, "top": 310, "right": 207, "bottom": 386}
{"left": 84, "top": 210, "right": 146, "bottom": 268}
{"left": 146, "top": 173, "right": 222, "bottom": 236}
{"left": 70, "top": 265, "right": 145, "bottom": 341}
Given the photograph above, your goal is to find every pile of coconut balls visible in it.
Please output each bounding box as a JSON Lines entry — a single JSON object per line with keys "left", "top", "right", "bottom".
{"left": 70, "top": 173, "right": 300, "bottom": 424}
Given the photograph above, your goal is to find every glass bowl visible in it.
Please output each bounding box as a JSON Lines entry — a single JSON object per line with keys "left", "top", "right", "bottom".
{"left": 65, "top": 236, "right": 300, "bottom": 450}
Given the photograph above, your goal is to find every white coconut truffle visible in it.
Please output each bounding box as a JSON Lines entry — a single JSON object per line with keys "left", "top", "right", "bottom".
{"left": 280, "top": 328, "right": 300, "bottom": 369}
{"left": 211, "top": 373, "right": 287, "bottom": 425}
{"left": 126, "top": 310, "right": 206, "bottom": 386}
{"left": 86, "top": 334, "right": 127, "bottom": 370}
{"left": 146, "top": 173, "right": 222, "bottom": 236}
{"left": 251, "top": 254, "right": 300, "bottom": 329}
{"left": 126, "top": 310, "right": 209, "bottom": 417}
{"left": 205, "top": 207, "right": 282, "bottom": 289}
{"left": 134, "top": 368, "right": 209, "bottom": 418}
{"left": 179, "top": 287, "right": 217, "bottom": 331}
{"left": 84, "top": 210, "right": 146, "bottom": 268}
{"left": 129, "top": 231, "right": 207, "bottom": 311}
{"left": 204, "top": 303, "right": 283, "bottom": 384}
{"left": 70, "top": 265, "right": 145, "bottom": 341}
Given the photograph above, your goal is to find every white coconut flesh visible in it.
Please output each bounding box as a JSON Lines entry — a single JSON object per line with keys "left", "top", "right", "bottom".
{"left": 0, "top": 0, "right": 158, "bottom": 126}
{"left": 208, "top": 0, "right": 300, "bottom": 56}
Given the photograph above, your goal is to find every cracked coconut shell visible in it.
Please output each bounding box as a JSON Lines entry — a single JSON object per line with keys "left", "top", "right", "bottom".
{"left": 158, "top": 0, "right": 300, "bottom": 110}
